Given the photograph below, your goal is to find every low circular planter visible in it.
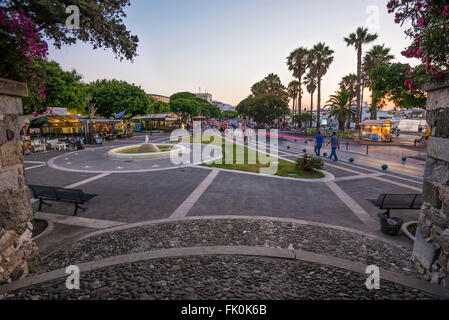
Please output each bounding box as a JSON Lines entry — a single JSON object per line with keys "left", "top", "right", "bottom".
{"left": 401, "top": 220, "right": 417, "bottom": 242}
{"left": 31, "top": 219, "right": 54, "bottom": 241}
{"left": 107, "top": 144, "right": 186, "bottom": 160}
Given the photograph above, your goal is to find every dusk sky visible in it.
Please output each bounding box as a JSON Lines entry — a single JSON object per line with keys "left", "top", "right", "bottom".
{"left": 47, "top": 0, "right": 417, "bottom": 108}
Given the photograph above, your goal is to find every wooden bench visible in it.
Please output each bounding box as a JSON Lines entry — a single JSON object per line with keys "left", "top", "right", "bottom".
{"left": 28, "top": 185, "right": 97, "bottom": 216}
{"left": 367, "top": 193, "right": 422, "bottom": 218}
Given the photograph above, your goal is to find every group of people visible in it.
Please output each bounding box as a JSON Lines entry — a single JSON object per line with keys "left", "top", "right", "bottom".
{"left": 313, "top": 131, "right": 340, "bottom": 162}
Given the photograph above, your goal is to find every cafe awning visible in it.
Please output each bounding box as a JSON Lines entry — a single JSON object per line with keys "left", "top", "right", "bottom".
{"left": 133, "top": 113, "right": 179, "bottom": 121}
{"left": 30, "top": 115, "right": 84, "bottom": 128}
{"left": 362, "top": 120, "right": 394, "bottom": 126}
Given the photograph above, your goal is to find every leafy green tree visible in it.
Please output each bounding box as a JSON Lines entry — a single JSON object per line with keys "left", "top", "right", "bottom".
{"left": 22, "top": 60, "right": 87, "bottom": 114}
{"left": 250, "top": 74, "right": 288, "bottom": 102}
{"left": 87, "top": 79, "right": 150, "bottom": 118}
{"left": 221, "top": 110, "right": 238, "bottom": 119}
{"left": 0, "top": 0, "right": 139, "bottom": 97}
{"left": 369, "top": 63, "right": 427, "bottom": 110}
{"left": 1, "top": 0, "right": 139, "bottom": 61}
{"left": 363, "top": 44, "right": 395, "bottom": 119}
{"left": 247, "top": 95, "right": 289, "bottom": 126}
{"left": 153, "top": 101, "right": 170, "bottom": 114}
{"left": 170, "top": 98, "right": 201, "bottom": 124}
{"left": 344, "top": 27, "right": 378, "bottom": 129}
{"left": 325, "top": 90, "right": 355, "bottom": 131}
{"left": 236, "top": 96, "right": 254, "bottom": 117}
{"left": 308, "top": 42, "right": 334, "bottom": 129}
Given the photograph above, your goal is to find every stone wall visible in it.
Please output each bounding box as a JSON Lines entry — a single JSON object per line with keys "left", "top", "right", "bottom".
{"left": 0, "top": 78, "right": 39, "bottom": 284}
{"left": 413, "top": 72, "right": 449, "bottom": 287}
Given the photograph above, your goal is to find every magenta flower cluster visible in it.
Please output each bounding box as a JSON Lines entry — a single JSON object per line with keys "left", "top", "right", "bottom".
{"left": 387, "top": 0, "right": 449, "bottom": 82}
{"left": 0, "top": 9, "right": 48, "bottom": 97}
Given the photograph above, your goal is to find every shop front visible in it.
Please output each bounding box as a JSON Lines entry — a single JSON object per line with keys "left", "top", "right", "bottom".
{"left": 361, "top": 120, "right": 394, "bottom": 142}
{"left": 132, "top": 113, "right": 179, "bottom": 132}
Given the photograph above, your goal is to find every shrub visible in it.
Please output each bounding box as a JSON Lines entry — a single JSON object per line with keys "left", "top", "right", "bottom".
{"left": 296, "top": 155, "right": 324, "bottom": 172}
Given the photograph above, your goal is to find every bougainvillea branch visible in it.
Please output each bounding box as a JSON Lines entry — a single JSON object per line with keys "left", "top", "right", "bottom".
{"left": 387, "top": 0, "right": 449, "bottom": 80}
{"left": 0, "top": 8, "right": 48, "bottom": 97}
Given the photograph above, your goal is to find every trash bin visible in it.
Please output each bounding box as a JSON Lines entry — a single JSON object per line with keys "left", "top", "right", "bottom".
{"left": 378, "top": 212, "right": 403, "bottom": 236}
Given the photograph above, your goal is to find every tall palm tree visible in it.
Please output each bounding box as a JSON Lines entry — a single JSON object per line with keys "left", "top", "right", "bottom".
{"left": 287, "top": 80, "right": 300, "bottom": 122}
{"left": 339, "top": 73, "right": 357, "bottom": 129}
{"left": 363, "top": 44, "right": 395, "bottom": 119}
{"left": 287, "top": 47, "right": 309, "bottom": 127}
{"left": 344, "top": 27, "right": 378, "bottom": 130}
{"left": 304, "top": 72, "right": 317, "bottom": 128}
{"left": 326, "top": 90, "right": 355, "bottom": 132}
{"left": 309, "top": 42, "right": 334, "bottom": 129}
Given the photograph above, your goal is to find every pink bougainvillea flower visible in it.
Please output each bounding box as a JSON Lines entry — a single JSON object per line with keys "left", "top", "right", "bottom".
{"left": 405, "top": 69, "right": 410, "bottom": 76}
{"left": 417, "top": 18, "right": 425, "bottom": 26}
{"left": 444, "top": 6, "right": 449, "bottom": 16}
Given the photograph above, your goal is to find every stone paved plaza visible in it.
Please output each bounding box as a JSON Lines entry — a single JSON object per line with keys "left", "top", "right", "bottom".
{"left": 1, "top": 132, "right": 448, "bottom": 300}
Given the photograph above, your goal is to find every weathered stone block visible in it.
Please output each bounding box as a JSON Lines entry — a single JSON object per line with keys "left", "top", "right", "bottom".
{"left": 427, "top": 109, "right": 449, "bottom": 138}
{"left": 0, "top": 78, "right": 28, "bottom": 98}
{"left": 0, "top": 168, "right": 19, "bottom": 192}
{"left": 418, "top": 219, "right": 432, "bottom": 238}
{"left": 429, "top": 209, "right": 448, "bottom": 229}
{"left": 423, "top": 179, "right": 442, "bottom": 209}
{"left": 427, "top": 137, "right": 449, "bottom": 163}
{"left": 0, "top": 140, "right": 23, "bottom": 167}
{"left": 413, "top": 228, "right": 441, "bottom": 270}
{"left": 0, "top": 95, "right": 23, "bottom": 115}
{"left": 424, "top": 157, "right": 436, "bottom": 179}
{"left": 433, "top": 163, "right": 449, "bottom": 186}
{"left": 0, "top": 114, "right": 21, "bottom": 146}
{"left": 0, "top": 187, "right": 32, "bottom": 230}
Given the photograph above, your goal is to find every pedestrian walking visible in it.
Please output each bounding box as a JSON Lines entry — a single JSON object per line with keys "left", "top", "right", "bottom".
{"left": 326, "top": 132, "right": 340, "bottom": 162}
{"left": 314, "top": 131, "right": 324, "bottom": 157}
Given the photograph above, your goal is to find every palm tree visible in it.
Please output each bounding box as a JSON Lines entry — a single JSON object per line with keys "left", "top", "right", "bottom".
{"left": 344, "top": 27, "right": 378, "bottom": 130}
{"left": 304, "top": 72, "right": 317, "bottom": 128}
{"left": 287, "top": 80, "right": 300, "bottom": 124}
{"left": 309, "top": 42, "right": 334, "bottom": 129}
{"left": 326, "top": 90, "right": 355, "bottom": 131}
{"left": 287, "top": 47, "right": 309, "bottom": 127}
{"left": 363, "top": 44, "right": 395, "bottom": 119}
{"left": 339, "top": 73, "right": 357, "bottom": 129}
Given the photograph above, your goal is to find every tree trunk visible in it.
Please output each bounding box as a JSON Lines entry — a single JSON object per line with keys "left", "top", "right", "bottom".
{"left": 370, "top": 95, "right": 377, "bottom": 120}
{"left": 310, "top": 91, "right": 314, "bottom": 128}
{"left": 339, "top": 118, "right": 345, "bottom": 132}
{"left": 292, "top": 97, "right": 296, "bottom": 127}
{"left": 317, "top": 77, "right": 321, "bottom": 129}
{"left": 297, "top": 79, "right": 302, "bottom": 128}
{"left": 355, "top": 45, "right": 362, "bottom": 131}
{"left": 361, "top": 86, "right": 364, "bottom": 121}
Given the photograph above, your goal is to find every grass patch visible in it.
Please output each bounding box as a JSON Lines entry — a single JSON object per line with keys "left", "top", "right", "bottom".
{"left": 173, "top": 134, "right": 324, "bottom": 179}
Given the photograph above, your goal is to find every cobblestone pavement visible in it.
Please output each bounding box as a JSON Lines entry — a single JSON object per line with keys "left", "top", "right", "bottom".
{"left": 36, "top": 219, "right": 419, "bottom": 278}
{"left": 3, "top": 256, "right": 436, "bottom": 300}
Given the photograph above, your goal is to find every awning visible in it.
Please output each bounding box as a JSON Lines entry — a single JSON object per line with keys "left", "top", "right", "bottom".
{"left": 30, "top": 115, "right": 83, "bottom": 128}
{"left": 362, "top": 120, "right": 394, "bottom": 126}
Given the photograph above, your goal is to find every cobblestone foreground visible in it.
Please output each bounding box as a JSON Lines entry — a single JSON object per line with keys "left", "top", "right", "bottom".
{"left": 36, "top": 219, "right": 419, "bottom": 278}
{"left": 3, "top": 256, "right": 437, "bottom": 300}
{"left": 2, "top": 218, "right": 447, "bottom": 300}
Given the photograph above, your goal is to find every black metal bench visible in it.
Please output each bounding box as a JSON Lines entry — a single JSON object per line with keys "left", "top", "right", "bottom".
{"left": 367, "top": 193, "right": 422, "bottom": 218}
{"left": 28, "top": 185, "right": 97, "bottom": 216}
